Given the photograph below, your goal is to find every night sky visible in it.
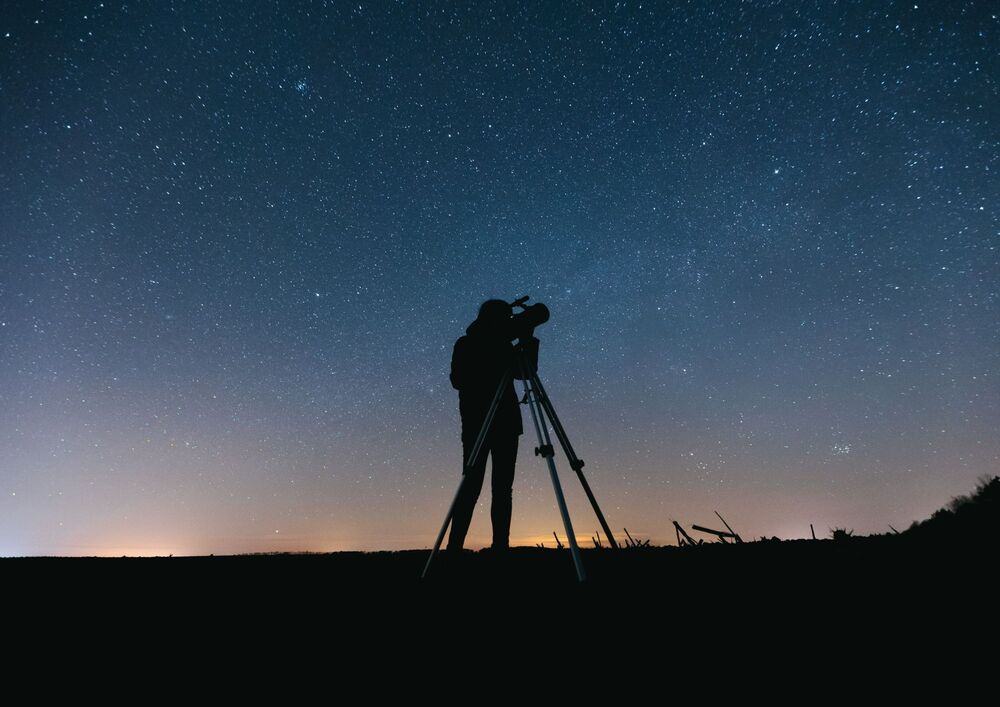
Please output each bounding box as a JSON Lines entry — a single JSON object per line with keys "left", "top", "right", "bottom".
{"left": 1, "top": 1, "right": 996, "bottom": 556}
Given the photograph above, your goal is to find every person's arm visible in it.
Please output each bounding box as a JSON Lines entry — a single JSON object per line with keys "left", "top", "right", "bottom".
{"left": 450, "top": 337, "right": 468, "bottom": 390}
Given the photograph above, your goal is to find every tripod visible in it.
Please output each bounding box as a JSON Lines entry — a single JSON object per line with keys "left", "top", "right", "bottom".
{"left": 421, "top": 336, "right": 619, "bottom": 582}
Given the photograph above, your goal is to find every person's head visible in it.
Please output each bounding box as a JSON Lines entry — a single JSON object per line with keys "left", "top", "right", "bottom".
{"left": 477, "top": 299, "right": 511, "bottom": 324}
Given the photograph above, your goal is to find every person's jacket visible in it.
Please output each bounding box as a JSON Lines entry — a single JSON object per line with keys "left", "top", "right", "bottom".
{"left": 450, "top": 318, "right": 531, "bottom": 441}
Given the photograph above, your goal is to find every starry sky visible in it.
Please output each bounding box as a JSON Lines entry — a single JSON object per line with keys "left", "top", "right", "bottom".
{"left": 1, "top": 1, "right": 996, "bottom": 556}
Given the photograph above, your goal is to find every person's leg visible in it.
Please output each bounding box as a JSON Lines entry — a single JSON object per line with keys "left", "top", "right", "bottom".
{"left": 447, "top": 434, "right": 488, "bottom": 553}
{"left": 490, "top": 433, "right": 519, "bottom": 550}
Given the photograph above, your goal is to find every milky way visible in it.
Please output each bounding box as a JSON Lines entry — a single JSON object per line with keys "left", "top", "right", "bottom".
{"left": 1, "top": 1, "right": 996, "bottom": 555}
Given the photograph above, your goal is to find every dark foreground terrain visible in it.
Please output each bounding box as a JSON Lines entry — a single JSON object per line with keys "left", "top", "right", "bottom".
{"left": 7, "top": 532, "right": 990, "bottom": 594}
{"left": 5, "top": 536, "right": 995, "bottom": 661}
{"left": 6, "top": 478, "right": 996, "bottom": 647}
{"left": 6, "top": 532, "right": 992, "bottom": 613}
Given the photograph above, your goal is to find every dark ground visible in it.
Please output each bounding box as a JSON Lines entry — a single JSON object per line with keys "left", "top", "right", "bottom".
{"left": 6, "top": 535, "right": 991, "bottom": 611}
{"left": 5, "top": 535, "right": 996, "bottom": 679}
{"left": 7, "top": 483, "right": 996, "bottom": 683}
{"left": 6, "top": 479, "right": 996, "bottom": 649}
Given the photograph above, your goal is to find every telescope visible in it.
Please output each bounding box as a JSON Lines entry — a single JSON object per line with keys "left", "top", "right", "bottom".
{"left": 506, "top": 296, "right": 549, "bottom": 341}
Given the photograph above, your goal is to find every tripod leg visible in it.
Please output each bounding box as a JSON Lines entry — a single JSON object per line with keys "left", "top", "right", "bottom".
{"left": 466, "top": 367, "right": 514, "bottom": 471}
{"left": 528, "top": 369, "right": 620, "bottom": 550}
{"left": 421, "top": 474, "right": 468, "bottom": 579}
{"left": 517, "top": 356, "right": 586, "bottom": 582}
{"left": 421, "top": 366, "right": 515, "bottom": 579}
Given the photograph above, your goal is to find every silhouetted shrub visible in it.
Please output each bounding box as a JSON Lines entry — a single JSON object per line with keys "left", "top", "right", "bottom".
{"left": 831, "top": 528, "right": 854, "bottom": 541}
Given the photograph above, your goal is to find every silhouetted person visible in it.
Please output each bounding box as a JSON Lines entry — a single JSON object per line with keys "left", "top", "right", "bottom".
{"left": 447, "top": 299, "right": 534, "bottom": 554}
